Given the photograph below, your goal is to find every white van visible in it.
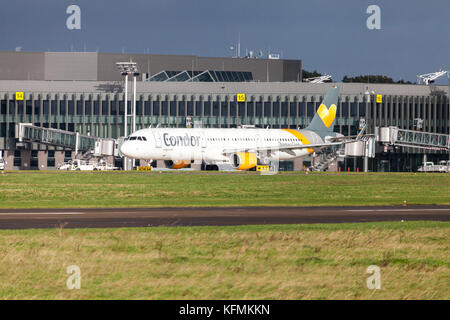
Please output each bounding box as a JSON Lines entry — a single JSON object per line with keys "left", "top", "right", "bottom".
{"left": 438, "top": 160, "right": 450, "bottom": 173}
{"left": 417, "top": 162, "right": 435, "bottom": 172}
{"left": 57, "top": 159, "right": 95, "bottom": 171}
{"left": 0, "top": 158, "right": 5, "bottom": 170}
{"left": 71, "top": 159, "right": 95, "bottom": 171}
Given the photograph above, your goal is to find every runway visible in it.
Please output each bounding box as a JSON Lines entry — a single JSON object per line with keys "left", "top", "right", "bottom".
{"left": 0, "top": 205, "right": 449, "bottom": 229}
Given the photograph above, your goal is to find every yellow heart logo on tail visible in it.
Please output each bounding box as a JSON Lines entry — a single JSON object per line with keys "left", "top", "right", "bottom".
{"left": 317, "top": 104, "right": 337, "bottom": 128}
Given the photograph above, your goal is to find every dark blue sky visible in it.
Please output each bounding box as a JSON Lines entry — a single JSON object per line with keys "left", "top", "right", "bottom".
{"left": 0, "top": 0, "right": 449, "bottom": 83}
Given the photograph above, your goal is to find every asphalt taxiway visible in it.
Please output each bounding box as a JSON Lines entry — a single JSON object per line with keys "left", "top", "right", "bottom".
{"left": 0, "top": 205, "right": 448, "bottom": 229}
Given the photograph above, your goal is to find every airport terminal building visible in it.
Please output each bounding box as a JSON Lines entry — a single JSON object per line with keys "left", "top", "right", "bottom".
{"left": 0, "top": 51, "right": 449, "bottom": 171}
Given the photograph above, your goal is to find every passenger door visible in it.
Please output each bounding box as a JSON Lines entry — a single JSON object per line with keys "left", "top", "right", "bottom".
{"left": 152, "top": 130, "right": 162, "bottom": 148}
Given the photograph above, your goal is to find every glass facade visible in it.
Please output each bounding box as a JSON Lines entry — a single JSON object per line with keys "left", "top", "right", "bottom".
{"left": 0, "top": 93, "right": 449, "bottom": 139}
{"left": 148, "top": 70, "right": 253, "bottom": 82}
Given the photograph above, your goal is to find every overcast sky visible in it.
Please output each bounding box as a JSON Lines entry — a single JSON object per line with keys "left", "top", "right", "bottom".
{"left": 0, "top": 0, "right": 449, "bottom": 83}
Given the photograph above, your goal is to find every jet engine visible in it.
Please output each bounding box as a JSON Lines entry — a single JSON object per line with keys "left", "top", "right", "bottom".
{"left": 230, "top": 152, "right": 257, "bottom": 170}
{"left": 164, "top": 160, "right": 191, "bottom": 169}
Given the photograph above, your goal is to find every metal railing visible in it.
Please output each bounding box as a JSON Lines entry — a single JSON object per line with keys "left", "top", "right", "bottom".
{"left": 16, "top": 123, "right": 97, "bottom": 151}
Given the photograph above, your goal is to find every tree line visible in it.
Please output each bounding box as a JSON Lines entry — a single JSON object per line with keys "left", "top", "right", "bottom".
{"left": 302, "top": 70, "right": 414, "bottom": 84}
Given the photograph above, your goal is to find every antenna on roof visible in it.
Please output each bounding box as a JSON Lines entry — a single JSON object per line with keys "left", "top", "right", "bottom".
{"left": 304, "top": 75, "right": 332, "bottom": 83}
{"left": 417, "top": 70, "right": 449, "bottom": 85}
{"left": 238, "top": 32, "right": 241, "bottom": 58}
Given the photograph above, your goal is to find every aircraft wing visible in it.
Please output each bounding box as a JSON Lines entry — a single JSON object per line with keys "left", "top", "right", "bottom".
{"left": 326, "top": 133, "right": 375, "bottom": 143}
{"left": 326, "top": 135, "right": 358, "bottom": 142}
{"left": 222, "top": 141, "right": 349, "bottom": 154}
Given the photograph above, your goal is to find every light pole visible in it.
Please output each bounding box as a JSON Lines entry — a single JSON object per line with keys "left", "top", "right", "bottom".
{"left": 116, "top": 61, "right": 139, "bottom": 170}
{"left": 133, "top": 74, "right": 137, "bottom": 137}
{"left": 124, "top": 73, "right": 128, "bottom": 138}
{"left": 132, "top": 73, "right": 138, "bottom": 169}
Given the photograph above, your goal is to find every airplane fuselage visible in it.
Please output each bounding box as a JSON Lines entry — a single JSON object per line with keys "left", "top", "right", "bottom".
{"left": 120, "top": 127, "right": 327, "bottom": 164}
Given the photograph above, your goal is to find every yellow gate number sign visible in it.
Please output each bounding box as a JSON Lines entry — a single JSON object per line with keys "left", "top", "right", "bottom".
{"left": 134, "top": 166, "right": 152, "bottom": 171}
{"left": 376, "top": 94, "right": 382, "bottom": 103}
{"left": 16, "top": 92, "right": 24, "bottom": 100}
{"left": 237, "top": 93, "right": 246, "bottom": 102}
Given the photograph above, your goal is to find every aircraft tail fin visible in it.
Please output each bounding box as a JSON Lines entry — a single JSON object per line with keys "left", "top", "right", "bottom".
{"left": 306, "top": 85, "right": 340, "bottom": 134}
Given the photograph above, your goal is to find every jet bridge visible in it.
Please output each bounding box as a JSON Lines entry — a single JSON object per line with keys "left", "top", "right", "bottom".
{"left": 378, "top": 126, "right": 450, "bottom": 151}
{"left": 15, "top": 123, "right": 117, "bottom": 157}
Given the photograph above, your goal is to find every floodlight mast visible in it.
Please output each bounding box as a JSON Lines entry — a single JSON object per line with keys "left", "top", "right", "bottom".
{"left": 124, "top": 73, "right": 128, "bottom": 140}
{"left": 116, "top": 62, "right": 139, "bottom": 170}
{"left": 132, "top": 74, "right": 137, "bottom": 169}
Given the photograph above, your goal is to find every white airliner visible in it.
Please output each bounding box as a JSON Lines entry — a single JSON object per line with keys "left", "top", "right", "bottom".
{"left": 120, "top": 85, "right": 355, "bottom": 170}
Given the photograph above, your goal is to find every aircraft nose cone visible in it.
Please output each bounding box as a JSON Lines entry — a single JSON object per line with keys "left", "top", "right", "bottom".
{"left": 120, "top": 142, "right": 133, "bottom": 158}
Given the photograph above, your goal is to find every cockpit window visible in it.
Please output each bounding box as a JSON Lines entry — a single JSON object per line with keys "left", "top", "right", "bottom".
{"left": 126, "top": 136, "right": 147, "bottom": 141}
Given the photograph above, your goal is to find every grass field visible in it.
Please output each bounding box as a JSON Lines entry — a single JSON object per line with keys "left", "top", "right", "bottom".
{"left": 0, "top": 221, "right": 448, "bottom": 299}
{"left": 0, "top": 171, "right": 449, "bottom": 208}
{"left": 0, "top": 171, "right": 448, "bottom": 300}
